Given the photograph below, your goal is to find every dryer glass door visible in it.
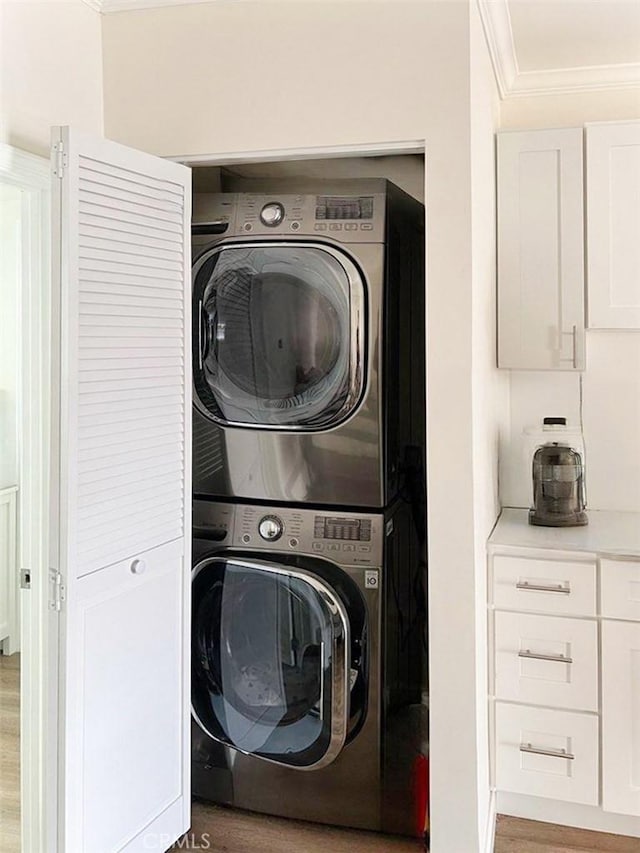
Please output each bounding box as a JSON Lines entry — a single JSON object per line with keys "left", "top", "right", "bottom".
{"left": 192, "top": 557, "right": 350, "bottom": 769}
{"left": 192, "top": 243, "right": 366, "bottom": 429}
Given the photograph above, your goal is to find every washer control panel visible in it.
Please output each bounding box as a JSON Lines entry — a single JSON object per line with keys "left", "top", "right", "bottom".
{"left": 193, "top": 500, "right": 385, "bottom": 566}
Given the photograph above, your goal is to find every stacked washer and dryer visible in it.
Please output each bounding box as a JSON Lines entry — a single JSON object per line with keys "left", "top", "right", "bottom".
{"left": 190, "top": 179, "right": 427, "bottom": 834}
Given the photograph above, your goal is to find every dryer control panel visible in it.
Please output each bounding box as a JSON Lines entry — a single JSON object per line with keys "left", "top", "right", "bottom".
{"left": 193, "top": 499, "right": 384, "bottom": 567}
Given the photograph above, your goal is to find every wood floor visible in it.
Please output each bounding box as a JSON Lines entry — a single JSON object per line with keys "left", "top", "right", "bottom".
{"left": 183, "top": 801, "right": 640, "bottom": 853}
{"left": 2, "top": 655, "right": 638, "bottom": 853}
{"left": 0, "top": 652, "right": 20, "bottom": 853}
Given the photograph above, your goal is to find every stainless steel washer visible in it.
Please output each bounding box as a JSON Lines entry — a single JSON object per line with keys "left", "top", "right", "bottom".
{"left": 191, "top": 497, "right": 426, "bottom": 834}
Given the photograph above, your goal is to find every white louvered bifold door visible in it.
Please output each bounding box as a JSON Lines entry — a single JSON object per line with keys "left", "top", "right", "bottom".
{"left": 50, "top": 126, "right": 192, "bottom": 853}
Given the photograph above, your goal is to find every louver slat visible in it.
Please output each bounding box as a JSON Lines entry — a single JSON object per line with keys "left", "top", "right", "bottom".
{"left": 80, "top": 234, "right": 183, "bottom": 263}
{"left": 81, "top": 212, "right": 183, "bottom": 243}
{"left": 79, "top": 201, "right": 183, "bottom": 236}
{"left": 78, "top": 481, "right": 182, "bottom": 521}
{"left": 80, "top": 155, "right": 186, "bottom": 197}
{"left": 74, "top": 154, "right": 188, "bottom": 578}
{"left": 78, "top": 466, "right": 183, "bottom": 503}
{"left": 76, "top": 505, "right": 184, "bottom": 546}
{"left": 79, "top": 166, "right": 184, "bottom": 204}
{"left": 81, "top": 221, "right": 182, "bottom": 251}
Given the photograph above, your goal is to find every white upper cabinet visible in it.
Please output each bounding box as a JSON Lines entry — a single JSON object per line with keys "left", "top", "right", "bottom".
{"left": 497, "top": 128, "right": 585, "bottom": 370}
{"left": 51, "top": 126, "right": 192, "bottom": 852}
{"left": 586, "top": 121, "right": 640, "bottom": 329}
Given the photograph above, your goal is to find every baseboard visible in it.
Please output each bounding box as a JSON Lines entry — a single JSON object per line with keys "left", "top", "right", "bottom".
{"left": 483, "top": 791, "right": 497, "bottom": 853}
{"left": 497, "top": 792, "right": 640, "bottom": 838}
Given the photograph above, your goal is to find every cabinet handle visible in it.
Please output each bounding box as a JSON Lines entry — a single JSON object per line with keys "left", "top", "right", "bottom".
{"left": 520, "top": 742, "right": 575, "bottom": 760}
{"left": 558, "top": 325, "right": 578, "bottom": 368}
{"left": 518, "top": 649, "right": 573, "bottom": 664}
{"left": 130, "top": 559, "right": 146, "bottom": 575}
{"left": 516, "top": 581, "right": 570, "bottom": 594}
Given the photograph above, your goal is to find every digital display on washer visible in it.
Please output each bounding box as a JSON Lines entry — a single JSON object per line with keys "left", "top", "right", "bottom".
{"left": 315, "top": 196, "right": 374, "bottom": 221}
{"left": 313, "top": 516, "right": 372, "bottom": 541}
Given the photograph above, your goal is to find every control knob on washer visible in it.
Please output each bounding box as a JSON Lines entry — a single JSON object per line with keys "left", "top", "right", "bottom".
{"left": 260, "top": 202, "right": 285, "bottom": 227}
{"left": 258, "top": 515, "right": 283, "bottom": 542}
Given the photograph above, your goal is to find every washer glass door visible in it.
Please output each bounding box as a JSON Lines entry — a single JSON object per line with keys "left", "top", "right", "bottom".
{"left": 192, "top": 557, "right": 350, "bottom": 769}
{"left": 192, "top": 243, "right": 366, "bottom": 429}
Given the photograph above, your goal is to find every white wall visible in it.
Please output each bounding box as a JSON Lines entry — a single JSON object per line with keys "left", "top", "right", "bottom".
{"left": 498, "top": 93, "right": 640, "bottom": 514}
{"left": 0, "top": 183, "right": 22, "bottom": 490}
{"left": 500, "top": 89, "right": 640, "bottom": 131}
{"left": 0, "top": 0, "right": 103, "bottom": 156}
{"left": 103, "top": 3, "right": 492, "bottom": 849}
{"left": 470, "top": 3, "right": 509, "bottom": 846}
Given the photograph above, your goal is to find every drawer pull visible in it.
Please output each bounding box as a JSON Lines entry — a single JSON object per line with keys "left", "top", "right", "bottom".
{"left": 516, "top": 581, "right": 570, "bottom": 594}
{"left": 520, "top": 742, "right": 575, "bottom": 760}
{"left": 518, "top": 649, "right": 573, "bottom": 664}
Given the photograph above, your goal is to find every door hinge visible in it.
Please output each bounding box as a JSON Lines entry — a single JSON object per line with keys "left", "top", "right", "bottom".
{"left": 52, "top": 141, "right": 67, "bottom": 180}
{"left": 49, "top": 568, "right": 65, "bottom": 612}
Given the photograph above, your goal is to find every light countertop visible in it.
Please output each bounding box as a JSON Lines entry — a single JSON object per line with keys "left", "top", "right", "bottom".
{"left": 489, "top": 507, "right": 640, "bottom": 558}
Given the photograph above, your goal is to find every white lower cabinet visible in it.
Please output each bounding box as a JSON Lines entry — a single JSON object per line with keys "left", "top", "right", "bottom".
{"left": 495, "top": 611, "right": 598, "bottom": 711}
{"left": 489, "top": 512, "right": 640, "bottom": 837}
{"left": 602, "top": 620, "right": 640, "bottom": 817}
{"left": 496, "top": 703, "right": 599, "bottom": 805}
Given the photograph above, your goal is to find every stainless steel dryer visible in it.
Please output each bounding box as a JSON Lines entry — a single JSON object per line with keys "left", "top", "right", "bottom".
{"left": 191, "top": 497, "right": 427, "bottom": 834}
{"left": 191, "top": 180, "right": 425, "bottom": 509}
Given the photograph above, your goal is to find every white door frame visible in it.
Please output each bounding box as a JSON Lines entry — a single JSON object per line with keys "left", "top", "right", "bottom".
{"left": 173, "top": 131, "right": 431, "bottom": 813}
{"left": 0, "top": 143, "right": 56, "bottom": 853}
{"left": 172, "top": 139, "right": 424, "bottom": 168}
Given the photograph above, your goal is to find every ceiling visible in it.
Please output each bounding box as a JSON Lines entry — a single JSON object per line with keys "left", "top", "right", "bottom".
{"left": 480, "top": 0, "right": 640, "bottom": 97}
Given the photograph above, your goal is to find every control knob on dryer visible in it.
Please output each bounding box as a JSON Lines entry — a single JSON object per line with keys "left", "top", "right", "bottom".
{"left": 258, "top": 515, "right": 283, "bottom": 542}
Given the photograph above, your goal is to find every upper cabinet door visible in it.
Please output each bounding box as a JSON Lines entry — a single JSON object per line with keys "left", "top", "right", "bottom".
{"left": 586, "top": 121, "right": 640, "bottom": 329}
{"left": 50, "top": 127, "right": 192, "bottom": 852}
{"left": 497, "top": 128, "right": 585, "bottom": 370}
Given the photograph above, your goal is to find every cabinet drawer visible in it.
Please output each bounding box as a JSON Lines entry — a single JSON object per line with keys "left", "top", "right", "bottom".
{"left": 495, "top": 612, "right": 598, "bottom": 711}
{"left": 601, "top": 558, "right": 640, "bottom": 621}
{"left": 495, "top": 703, "right": 599, "bottom": 805}
{"left": 492, "top": 555, "right": 596, "bottom": 616}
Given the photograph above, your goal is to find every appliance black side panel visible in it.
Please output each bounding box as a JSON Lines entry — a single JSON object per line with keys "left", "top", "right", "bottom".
{"left": 381, "top": 498, "right": 428, "bottom": 836}
{"left": 383, "top": 182, "right": 426, "bottom": 508}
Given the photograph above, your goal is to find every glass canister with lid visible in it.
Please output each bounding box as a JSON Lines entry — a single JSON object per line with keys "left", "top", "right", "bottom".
{"left": 528, "top": 417, "right": 588, "bottom": 527}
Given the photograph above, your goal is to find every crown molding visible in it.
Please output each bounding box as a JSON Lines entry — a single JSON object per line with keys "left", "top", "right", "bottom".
{"left": 477, "top": 0, "right": 518, "bottom": 97}
{"left": 95, "top": 0, "right": 222, "bottom": 11}
{"left": 477, "top": 0, "right": 640, "bottom": 98}
{"left": 507, "top": 62, "right": 640, "bottom": 97}
{"left": 81, "top": 0, "right": 104, "bottom": 11}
